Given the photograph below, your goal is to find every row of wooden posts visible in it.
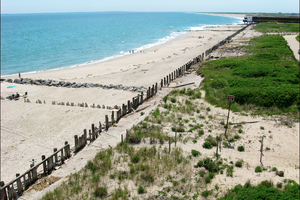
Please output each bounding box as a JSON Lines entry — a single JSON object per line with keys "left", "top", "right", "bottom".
{"left": 0, "top": 25, "right": 250, "bottom": 200}
{"left": 0, "top": 142, "right": 71, "bottom": 200}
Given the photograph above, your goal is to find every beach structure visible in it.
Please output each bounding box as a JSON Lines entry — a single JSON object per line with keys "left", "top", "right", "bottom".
{"left": 243, "top": 16, "right": 300, "bottom": 23}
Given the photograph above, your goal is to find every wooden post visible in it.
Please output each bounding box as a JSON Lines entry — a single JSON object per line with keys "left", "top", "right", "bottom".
{"left": 32, "top": 167, "right": 38, "bottom": 182}
{"left": 61, "top": 148, "right": 65, "bottom": 164}
{"left": 54, "top": 148, "right": 58, "bottom": 162}
{"left": 112, "top": 111, "right": 115, "bottom": 125}
{"left": 260, "top": 136, "right": 265, "bottom": 164}
{"left": 0, "top": 181, "right": 7, "bottom": 200}
{"left": 141, "top": 92, "right": 144, "bottom": 103}
{"left": 216, "top": 140, "right": 219, "bottom": 160}
{"left": 83, "top": 129, "right": 87, "bottom": 144}
{"left": 16, "top": 174, "right": 23, "bottom": 195}
{"left": 92, "top": 124, "right": 95, "bottom": 140}
{"left": 42, "top": 155, "right": 47, "bottom": 174}
{"left": 105, "top": 115, "right": 109, "bottom": 130}
{"left": 169, "top": 137, "right": 171, "bottom": 154}
{"left": 99, "top": 122, "right": 102, "bottom": 133}
{"left": 224, "top": 100, "right": 232, "bottom": 139}
{"left": 175, "top": 132, "right": 177, "bottom": 147}
{"left": 161, "top": 79, "right": 163, "bottom": 89}
{"left": 74, "top": 135, "right": 78, "bottom": 152}
{"left": 127, "top": 100, "right": 131, "bottom": 113}
{"left": 219, "top": 134, "right": 222, "bottom": 152}
{"left": 126, "top": 129, "right": 128, "bottom": 140}
{"left": 64, "top": 141, "right": 70, "bottom": 158}
{"left": 121, "top": 134, "right": 123, "bottom": 144}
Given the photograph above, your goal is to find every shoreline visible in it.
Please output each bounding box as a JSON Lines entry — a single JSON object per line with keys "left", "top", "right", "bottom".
{"left": 1, "top": 15, "right": 242, "bottom": 79}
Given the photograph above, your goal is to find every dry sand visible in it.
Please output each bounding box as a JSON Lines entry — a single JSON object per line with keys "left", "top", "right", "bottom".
{"left": 1, "top": 22, "right": 299, "bottom": 200}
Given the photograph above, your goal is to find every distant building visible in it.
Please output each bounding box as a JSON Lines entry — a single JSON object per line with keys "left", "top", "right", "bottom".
{"left": 243, "top": 16, "right": 300, "bottom": 24}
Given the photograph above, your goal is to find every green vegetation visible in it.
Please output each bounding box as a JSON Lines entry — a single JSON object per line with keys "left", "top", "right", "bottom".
{"left": 296, "top": 35, "right": 299, "bottom": 42}
{"left": 198, "top": 34, "right": 299, "bottom": 118}
{"left": 252, "top": 22, "right": 300, "bottom": 33}
{"left": 219, "top": 180, "right": 299, "bottom": 200}
{"left": 238, "top": 146, "right": 245, "bottom": 152}
{"left": 255, "top": 166, "right": 262, "bottom": 173}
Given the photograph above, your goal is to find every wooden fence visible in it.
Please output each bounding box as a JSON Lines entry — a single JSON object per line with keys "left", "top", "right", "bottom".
{"left": 0, "top": 142, "right": 70, "bottom": 200}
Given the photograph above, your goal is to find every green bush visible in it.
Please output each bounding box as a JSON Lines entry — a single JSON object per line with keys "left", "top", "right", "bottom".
{"left": 255, "top": 166, "right": 262, "bottom": 173}
{"left": 198, "top": 130, "right": 204, "bottom": 136}
{"left": 238, "top": 129, "right": 243, "bottom": 133}
{"left": 203, "top": 142, "right": 213, "bottom": 149}
{"left": 199, "top": 170, "right": 205, "bottom": 177}
{"left": 238, "top": 146, "right": 245, "bottom": 152}
{"left": 201, "top": 190, "right": 213, "bottom": 197}
{"left": 235, "top": 161, "right": 243, "bottom": 168}
{"left": 205, "top": 177, "right": 211, "bottom": 184}
{"left": 171, "top": 97, "right": 177, "bottom": 103}
{"left": 191, "top": 149, "right": 201, "bottom": 157}
{"left": 94, "top": 187, "right": 107, "bottom": 198}
{"left": 208, "top": 172, "right": 214, "bottom": 179}
{"left": 163, "top": 95, "right": 168, "bottom": 103}
{"left": 152, "top": 108, "right": 160, "bottom": 118}
{"left": 138, "top": 185, "right": 146, "bottom": 194}
{"left": 131, "top": 155, "right": 140, "bottom": 163}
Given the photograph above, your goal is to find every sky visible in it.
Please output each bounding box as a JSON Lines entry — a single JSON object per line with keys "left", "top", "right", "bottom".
{"left": 1, "top": 0, "right": 299, "bottom": 14}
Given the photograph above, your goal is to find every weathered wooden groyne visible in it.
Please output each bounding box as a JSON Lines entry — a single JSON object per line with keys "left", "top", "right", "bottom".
{"left": 0, "top": 142, "right": 70, "bottom": 200}
{"left": 0, "top": 24, "right": 250, "bottom": 200}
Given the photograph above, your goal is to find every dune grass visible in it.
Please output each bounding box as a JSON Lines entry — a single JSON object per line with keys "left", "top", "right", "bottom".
{"left": 252, "top": 22, "right": 299, "bottom": 33}
{"left": 198, "top": 34, "right": 299, "bottom": 118}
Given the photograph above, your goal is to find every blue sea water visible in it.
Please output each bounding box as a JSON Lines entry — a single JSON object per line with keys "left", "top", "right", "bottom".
{"left": 1, "top": 12, "right": 242, "bottom": 76}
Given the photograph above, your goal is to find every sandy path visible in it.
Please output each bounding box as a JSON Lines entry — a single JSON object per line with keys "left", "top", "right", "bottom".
{"left": 284, "top": 35, "right": 299, "bottom": 61}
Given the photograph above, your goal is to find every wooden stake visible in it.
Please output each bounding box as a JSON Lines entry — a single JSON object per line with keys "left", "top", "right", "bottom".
{"left": 224, "top": 100, "right": 231, "bottom": 139}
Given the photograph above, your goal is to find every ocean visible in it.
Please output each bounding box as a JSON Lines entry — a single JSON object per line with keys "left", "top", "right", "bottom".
{"left": 1, "top": 12, "right": 242, "bottom": 76}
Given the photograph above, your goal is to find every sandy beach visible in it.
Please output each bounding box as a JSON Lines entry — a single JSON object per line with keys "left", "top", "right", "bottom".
{"left": 1, "top": 20, "right": 299, "bottom": 200}
{"left": 1, "top": 24, "right": 244, "bottom": 183}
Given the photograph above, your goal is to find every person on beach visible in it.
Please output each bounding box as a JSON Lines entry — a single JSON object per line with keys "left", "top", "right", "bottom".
{"left": 18, "top": 72, "right": 21, "bottom": 79}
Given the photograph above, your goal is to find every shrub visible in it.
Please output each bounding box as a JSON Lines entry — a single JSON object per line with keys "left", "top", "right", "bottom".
{"left": 172, "top": 181, "right": 179, "bottom": 186}
{"left": 141, "top": 173, "right": 154, "bottom": 183}
{"left": 203, "top": 142, "right": 213, "bottom": 149}
{"left": 238, "top": 129, "right": 243, "bottom": 133}
{"left": 255, "top": 166, "right": 262, "bottom": 173}
{"left": 276, "top": 171, "right": 284, "bottom": 177}
{"left": 272, "top": 167, "right": 278, "bottom": 172}
{"left": 260, "top": 126, "right": 265, "bottom": 130}
{"left": 152, "top": 108, "right": 160, "bottom": 118}
{"left": 238, "top": 146, "right": 245, "bottom": 152}
{"left": 109, "top": 174, "right": 116, "bottom": 179}
{"left": 260, "top": 180, "right": 273, "bottom": 188}
{"left": 131, "top": 155, "right": 140, "bottom": 163}
{"left": 277, "top": 182, "right": 283, "bottom": 188}
{"left": 138, "top": 185, "right": 146, "bottom": 194}
{"left": 205, "top": 177, "right": 211, "bottom": 184}
{"left": 163, "top": 95, "right": 168, "bottom": 103}
{"left": 198, "top": 130, "right": 204, "bottom": 136}
{"left": 191, "top": 149, "right": 201, "bottom": 157}
{"left": 206, "top": 107, "right": 211, "bottom": 111}
{"left": 226, "top": 166, "right": 234, "bottom": 177}
{"left": 208, "top": 172, "right": 214, "bottom": 179}
{"left": 234, "top": 134, "right": 241, "bottom": 140}
{"left": 201, "top": 190, "right": 212, "bottom": 197}
{"left": 94, "top": 187, "right": 107, "bottom": 198}
{"left": 171, "top": 97, "right": 176, "bottom": 103}
{"left": 235, "top": 160, "right": 243, "bottom": 168}
{"left": 199, "top": 170, "right": 205, "bottom": 177}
